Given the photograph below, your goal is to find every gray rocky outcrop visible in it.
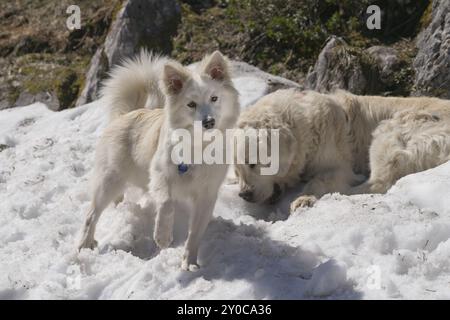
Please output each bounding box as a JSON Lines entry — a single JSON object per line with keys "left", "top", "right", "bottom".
{"left": 76, "top": 0, "right": 181, "bottom": 106}
{"left": 306, "top": 36, "right": 381, "bottom": 95}
{"left": 413, "top": 0, "right": 450, "bottom": 98}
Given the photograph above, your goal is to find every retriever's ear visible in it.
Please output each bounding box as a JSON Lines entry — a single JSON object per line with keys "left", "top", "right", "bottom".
{"left": 201, "top": 51, "right": 230, "bottom": 82}
{"left": 162, "top": 63, "right": 190, "bottom": 95}
{"left": 258, "top": 126, "right": 297, "bottom": 177}
{"left": 277, "top": 128, "right": 297, "bottom": 177}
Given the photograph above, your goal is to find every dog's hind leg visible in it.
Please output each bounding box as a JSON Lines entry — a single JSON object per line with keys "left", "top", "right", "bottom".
{"left": 78, "top": 172, "right": 125, "bottom": 250}
{"left": 349, "top": 151, "right": 410, "bottom": 195}
{"left": 348, "top": 181, "right": 374, "bottom": 195}
{"left": 351, "top": 123, "right": 416, "bottom": 195}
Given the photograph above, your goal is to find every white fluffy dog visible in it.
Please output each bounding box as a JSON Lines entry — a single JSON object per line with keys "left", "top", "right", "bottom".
{"left": 78, "top": 51, "right": 240, "bottom": 271}
{"left": 234, "top": 89, "right": 450, "bottom": 213}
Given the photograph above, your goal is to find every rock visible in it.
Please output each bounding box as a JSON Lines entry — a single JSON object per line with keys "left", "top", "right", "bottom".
{"left": 14, "top": 91, "right": 59, "bottom": 111}
{"left": 0, "top": 100, "right": 9, "bottom": 110}
{"left": 185, "top": 59, "right": 300, "bottom": 107}
{"left": 230, "top": 61, "right": 302, "bottom": 94}
{"left": 104, "top": 0, "right": 181, "bottom": 67}
{"left": 75, "top": 49, "right": 109, "bottom": 107}
{"left": 306, "top": 36, "right": 381, "bottom": 95}
{"left": 76, "top": 0, "right": 181, "bottom": 106}
{"left": 413, "top": 0, "right": 450, "bottom": 98}
{"left": 14, "top": 92, "right": 36, "bottom": 107}
{"left": 366, "top": 46, "right": 400, "bottom": 87}
{"left": 366, "top": 45, "right": 414, "bottom": 95}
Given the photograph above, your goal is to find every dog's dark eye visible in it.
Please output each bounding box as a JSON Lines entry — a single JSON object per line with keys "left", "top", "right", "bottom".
{"left": 211, "top": 96, "right": 218, "bottom": 102}
{"left": 249, "top": 164, "right": 256, "bottom": 169}
{"left": 187, "top": 101, "right": 197, "bottom": 108}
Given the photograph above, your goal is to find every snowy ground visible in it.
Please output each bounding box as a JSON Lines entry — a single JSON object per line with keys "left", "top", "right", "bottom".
{"left": 1, "top": 76, "right": 450, "bottom": 300}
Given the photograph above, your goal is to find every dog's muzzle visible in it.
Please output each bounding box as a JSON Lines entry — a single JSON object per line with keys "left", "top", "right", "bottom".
{"left": 202, "top": 116, "right": 215, "bottom": 129}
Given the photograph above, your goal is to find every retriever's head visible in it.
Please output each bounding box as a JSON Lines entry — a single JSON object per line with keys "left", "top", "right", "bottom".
{"left": 233, "top": 119, "right": 297, "bottom": 204}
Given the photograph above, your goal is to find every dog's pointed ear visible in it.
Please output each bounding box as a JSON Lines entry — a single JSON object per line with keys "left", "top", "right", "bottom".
{"left": 201, "top": 51, "right": 230, "bottom": 82}
{"left": 162, "top": 63, "right": 190, "bottom": 95}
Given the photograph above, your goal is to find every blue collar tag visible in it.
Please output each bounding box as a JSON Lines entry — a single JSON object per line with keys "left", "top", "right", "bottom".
{"left": 178, "top": 163, "right": 189, "bottom": 175}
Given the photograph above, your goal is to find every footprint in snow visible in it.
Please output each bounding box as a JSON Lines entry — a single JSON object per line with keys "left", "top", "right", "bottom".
{"left": 17, "top": 118, "right": 36, "bottom": 128}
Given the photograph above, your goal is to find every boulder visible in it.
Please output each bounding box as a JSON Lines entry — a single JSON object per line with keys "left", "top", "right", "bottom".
{"left": 0, "top": 99, "right": 12, "bottom": 110}
{"left": 366, "top": 46, "right": 400, "bottom": 87}
{"left": 76, "top": 0, "right": 181, "bottom": 106}
{"left": 413, "top": 0, "right": 450, "bottom": 98}
{"left": 14, "top": 91, "right": 59, "bottom": 111}
{"left": 366, "top": 45, "right": 414, "bottom": 96}
{"left": 306, "top": 36, "right": 381, "bottom": 95}
{"left": 230, "top": 61, "right": 302, "bottom": 94}
{"left": 75, "top": 49, "right": 109, "bottom": 108}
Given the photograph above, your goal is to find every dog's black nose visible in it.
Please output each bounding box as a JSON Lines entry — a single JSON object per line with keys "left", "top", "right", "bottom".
{"left": 202, "top": 117, "right": 215, "bottom": 129}
{"left": 239, "top": 190, "right": 254, "bottom": 202}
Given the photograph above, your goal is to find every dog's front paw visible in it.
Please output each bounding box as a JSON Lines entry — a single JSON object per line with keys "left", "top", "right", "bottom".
{"left": 78, "top": 238, "right": 98, "bottom": 251}
{"left": 181, "top": 250, "right": 200, "bottom": 271}
{"left": 181, "top": 260, "right": 200, "bottom": 272}
{"left": 290, "top": 195, "right": 317, "bottom": 214}
{"left": 154, "top": 230, "right": 173, "bottom": 249}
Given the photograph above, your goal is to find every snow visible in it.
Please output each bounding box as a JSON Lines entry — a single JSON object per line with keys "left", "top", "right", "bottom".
{"left": 1, "top": 75, "right": 450, "bottom": 300}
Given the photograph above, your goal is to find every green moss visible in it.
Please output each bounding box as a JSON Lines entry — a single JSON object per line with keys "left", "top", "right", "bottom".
{"left": 173, "top": 0, "right": 429, "bottom": 84}
{"left": 7, "top": 84, "right": 20, "bottom": 105}
{"left": 15, "top": 53, "right": 90, "bottom": 109}
{"left": 419, "top": 1, "right": 433, "bottom": 30}
{"left": 326, "top": 12, "right": 343, "bottom": 34}
{"left": 0, "top": 0, "right": 122, "bottom": 110}
{"left": 111, "top": 0, "right": 125, "bottom": 24}
{"left": 172, "top": 0, "right": 382, "bottom": 81}
{"left": 54, "top": 69, "right": 78, "bottom": 109}
{"left": 390, "top": 39, "right": 418, "bottom": 96}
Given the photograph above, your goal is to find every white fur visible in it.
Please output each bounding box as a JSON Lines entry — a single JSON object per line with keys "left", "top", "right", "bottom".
{"left": 100, "top": 50, "right": 170, "bottom": 119}
{"left": 78, "top": 51, "right": 240, "bottom": 271}
{"left": 234, "top": 89, "right": 450, "bottom": 213}
{"left": 351, "top": 111, "right": 450, "bottom": 194}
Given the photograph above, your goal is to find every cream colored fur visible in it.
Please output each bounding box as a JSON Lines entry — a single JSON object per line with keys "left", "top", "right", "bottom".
{"left": 235, "top": 89, "right": 357, "bottom": 206}
{"left": 351, "top": 110, "right": 450, "bottom": 194}
{"left": 334, "top": 91, "right": 450, "bottom": 175}
{"left": 78, "top": 51, "right": 240, "bottom": 271}
{"left": 234, "top": 89, "right": 450, "bottom": 213}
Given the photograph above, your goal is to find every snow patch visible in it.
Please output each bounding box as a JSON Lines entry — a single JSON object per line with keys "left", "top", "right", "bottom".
{"left": 1, "top": 81, "right": 450, "bottom": 299}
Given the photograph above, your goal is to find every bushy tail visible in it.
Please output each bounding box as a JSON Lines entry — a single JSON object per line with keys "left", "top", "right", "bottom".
{"left": 100, "top": 50, "right": 168, "bottom": 121}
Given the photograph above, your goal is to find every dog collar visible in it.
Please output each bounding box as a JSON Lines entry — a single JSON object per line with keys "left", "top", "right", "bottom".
{"left": 177, "top": 162, "right": 189, "bottom": 175}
